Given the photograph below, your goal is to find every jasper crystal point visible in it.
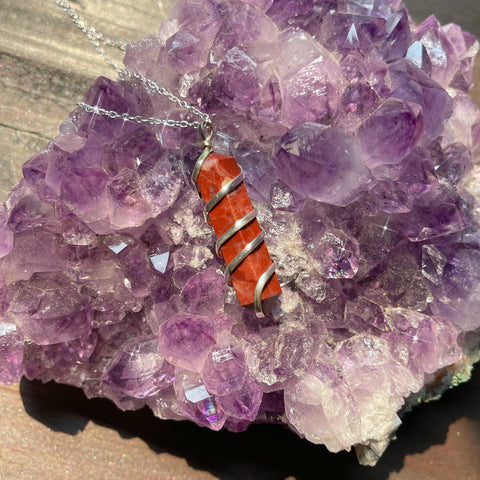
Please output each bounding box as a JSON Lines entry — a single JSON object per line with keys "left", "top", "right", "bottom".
{"left": 1, "top": 0, "right": 480, "bottom": 465}
{"left": 196, "top": 152, "right": 281, "bottom": 305}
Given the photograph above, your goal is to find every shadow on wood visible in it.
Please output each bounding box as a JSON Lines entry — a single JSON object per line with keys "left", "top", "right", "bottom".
{"left": 19, "top": 363, "right": 480, "bottom": 480}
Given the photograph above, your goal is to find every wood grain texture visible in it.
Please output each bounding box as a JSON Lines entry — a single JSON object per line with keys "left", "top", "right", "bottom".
{"left": 0, "top": 1, "right": 479, "bottom": 479}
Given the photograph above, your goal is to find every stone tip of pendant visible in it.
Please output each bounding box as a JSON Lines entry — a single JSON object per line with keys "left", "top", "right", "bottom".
{"left": 233, "top": 257, "right": 282, "bottom": 308}
{"left": 256, "top": 289, "right": 282, "bottom": 317}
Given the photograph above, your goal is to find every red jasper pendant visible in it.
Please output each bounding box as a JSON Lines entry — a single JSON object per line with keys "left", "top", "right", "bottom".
{"left": 192, "top": 126, "right": 281, "bottom": 317}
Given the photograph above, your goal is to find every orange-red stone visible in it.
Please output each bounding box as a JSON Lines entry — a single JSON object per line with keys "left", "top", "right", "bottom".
{"left": 196, "top": 151, "right": 281, "bottom": 307}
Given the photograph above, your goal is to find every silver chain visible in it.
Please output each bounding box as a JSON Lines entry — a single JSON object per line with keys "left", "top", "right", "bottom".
{"left": 77, "top": 102, "right": 197, "bottom": 128}
{"left": 56, "top": 0, "right": 211, "bottom": 129}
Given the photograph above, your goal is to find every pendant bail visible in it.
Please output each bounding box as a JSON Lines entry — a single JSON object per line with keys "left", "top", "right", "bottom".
{"left": 199, "top": 121, "right": 213, "bottom": 148}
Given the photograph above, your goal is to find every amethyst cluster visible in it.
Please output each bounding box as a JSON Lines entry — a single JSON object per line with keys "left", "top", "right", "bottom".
{"left": 1, "top": 0, "right": 480, "bottom": 464}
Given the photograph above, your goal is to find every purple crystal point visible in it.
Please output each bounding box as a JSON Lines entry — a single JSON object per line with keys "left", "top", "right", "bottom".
{"left": 0, "top": 0, "right": 479, "bottom": 463}
{"left": 442, "top": 93, "right": 480, "bottom": 150}
{"left": 212, "top": 47, "right": 261, "bottom": 112}
{"left": 399, "top": 184, "right": 468, "bottom": 241}
{"left": 358, "top": 98, "right": 424, "bottom": 168}
{"left": 180, "top": 268, "right": 226, "bottom": 316}
{"left": 389, "top": 59, "right": 453, "bottom": 139}
{"left": 442, "top": 24, "right": 479, "bottom": 92}
{"left": 381, "top": 10, "right": 411, "bottom": 62}
{"left": 345, "top": 297, "right": 389, "bottom": 334}
{"left": 385, "top": 308, "right": 461, "bottom": 377}
{"left": 8, "top": 273, "right": 92, "bottom": 345}
{"left": 234, "top": 146, "right": 275, "bottom": 203}
{"left": 275, "top": 28, "right": 342, "bottom": 127}
{"left": 318, "top": 13, "right": 387, "bottom": 56}
{"left": 218, "top": 377, "right": 263, "bottom": 421}
{"left": 274, "top": 122, "right": 370, "bottom": 206}
{"left": 242, "top": 325, "right": 315, "bottom": 392}
{"left": 414, "top": 15, "right": 459, "bottom": 88}
{"left": 117, "top": 243, "right": 160, "bottom": 299}
{"left": 423, "top": 238, "right": 480, "bottom": 331}
{"left": 266, "top": 0, "right": 315, "bottom": 27}
{"left": 312, "top": 229, "right": 360, "bottom": 279}
{"left": 60, "top": 164, "right": 108, "bottom": 220}
{"left": 395, "top": 146, "right": 439, "bottom": 196}
{"left": 103, "top": 336, "right": 165, "bottom": 399}
{"left": 211, "top": 1, "right": 278, "bottom": 59}
{"left": 436, "top": 143, "right": 473, "bottom": 187}
{"left": 368, "top": 180, "right": 413, "bottom": 213}
{"left": 406, "top": 40, "right": 433, "bottom": 75}
{"left": 8, "top": 272, "right": 92, "bottom": 345}
{"left": 174, "top": 369, "right": 226, "bottom": 430}
{"left": 106, "top": 169, "right": 151, "bottom": 229}
{"left": 201, "top": 333, "right": 248, "bottom": 396}
{"left": 166, "top": 30, "right": 209, "bottom": 74}
{"left": 341, "top": 52, "right": 390, "bottom": 99}
{"left": 170, "top": 0, "right": 221, "bottom": 41}
{"left": 339, "top": 81, "right": 383, "bottom": 130}
{"left": 284, "top": 336, "right": 415, "bottom": 452}
{"left": 158, "top": 314, "right": 216, "bottom": 371}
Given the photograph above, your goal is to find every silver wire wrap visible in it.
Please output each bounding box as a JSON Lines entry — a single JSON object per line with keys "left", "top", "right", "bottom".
{"left": 193, "top": 123, "right": 277, "bottom": 318}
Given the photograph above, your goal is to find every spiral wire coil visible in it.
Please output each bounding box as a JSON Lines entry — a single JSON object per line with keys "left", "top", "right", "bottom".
{"left": 192, "top": 124, "right": 277, "bottom": 318}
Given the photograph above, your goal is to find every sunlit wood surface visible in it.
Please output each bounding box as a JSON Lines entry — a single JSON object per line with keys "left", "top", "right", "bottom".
{"left": 0, "top": 1, "right": 479, "bottom": 479}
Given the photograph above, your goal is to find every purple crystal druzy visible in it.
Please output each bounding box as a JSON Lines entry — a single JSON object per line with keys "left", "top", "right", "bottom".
{"left": 1, "top": 0, "right": 480, "bottom": 463}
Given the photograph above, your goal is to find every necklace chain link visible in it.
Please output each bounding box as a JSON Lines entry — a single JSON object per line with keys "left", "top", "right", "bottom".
{"left": 56, "top": 0, "right": 211, "bottom": 129}
{"left": 77, "top": 102, "right": 197, "bottom": 129}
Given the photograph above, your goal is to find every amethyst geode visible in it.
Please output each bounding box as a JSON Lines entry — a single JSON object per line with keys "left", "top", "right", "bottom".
{"left": 1, "top": 0, "right": 480, "bottom": 464}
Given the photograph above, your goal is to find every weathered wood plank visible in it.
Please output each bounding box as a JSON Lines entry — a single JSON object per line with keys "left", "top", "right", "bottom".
{"left": 0, "top": 381, "right": 217, "bottom": 480}
{"left": 0, "top": 0, "right": 166, "bottom": 76}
